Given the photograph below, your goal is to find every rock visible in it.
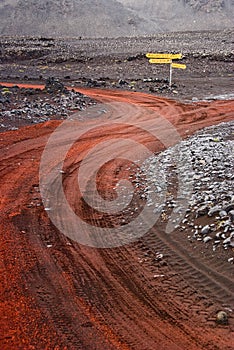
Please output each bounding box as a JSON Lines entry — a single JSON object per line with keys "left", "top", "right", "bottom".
{"left": 0, "top": 85, "right": 96, "bottom": 131}
{"left": 216, "top": 311, "right": 228, "bottom": 325}
{"left": 143, "top": 78, "right": 153, "bottom": 83}
{"left": 137, "top": 120, "right": 234, "bottom": 253}
{"left": 45, "top": 77, "right": 65, "bottom": 93}
{"left": 228, "top": 210, "right": 234, "bottom": 222}
{"left": 203, "top": 236, "right": 212, "bottom": 243}
{"left": 230, "top": 233, "right": 234, "bottom": 247}
{"left": 224, "top": 203, "right": 234, "bottom": 212}
{"left": 0, "top": 94, "right": 7, "bottom": 103}
{"left": 44, "top": 207, "right": 52, "bottom": 211}
{"left": 201, "top": 225, "right": 210, "bottom": 235}
{"left": 149, "top": 86, "right": 156, "bottom": 93}
{"left": 208, "top": 205, "right": 222, "bottom": 216}
{"left": 196, "top": 204, "right": 209, "bottom": 217}
{"left": 219, "top": 210, "right": 227, "bottom": 218}
{"left": 118, "top": 79, "right": 128, "bottom": 86}
{"left": 223, "top": 237, "right": 231, "bottom": 245}
{"left": 155, "top": 252, "right": 164, "bottom": 261}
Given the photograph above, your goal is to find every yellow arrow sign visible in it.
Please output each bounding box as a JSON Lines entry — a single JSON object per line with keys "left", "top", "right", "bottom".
{"left": 171, "top": 63, "right": 186, "bottom": 69}
{"left": 149, "top": 58, "right": 172, "bottom": 64}
{"left": 146, "top": 53, "right": 182, "bottom": 59}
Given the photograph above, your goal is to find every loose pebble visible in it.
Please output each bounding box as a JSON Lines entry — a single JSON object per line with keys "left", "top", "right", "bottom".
{"left": 216, "top": 311, "right": 228, "bottom": 325}
{"left": 136, "top": 121, "right": 234, "bottom": 259}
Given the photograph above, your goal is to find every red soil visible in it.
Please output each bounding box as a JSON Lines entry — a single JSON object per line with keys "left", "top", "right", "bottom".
{"left": 1, "top": 83, "right": 234, "bottom": 349}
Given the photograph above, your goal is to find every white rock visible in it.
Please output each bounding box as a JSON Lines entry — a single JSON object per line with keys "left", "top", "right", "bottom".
{"left": 203, "top": 236, "right": 212, "bottom": 243}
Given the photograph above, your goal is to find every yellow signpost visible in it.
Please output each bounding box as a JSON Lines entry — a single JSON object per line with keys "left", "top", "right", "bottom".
{"left": 146, "top": 52, "right": 186, "bottom": 87}
{"left": 171, "top": 63, "right": 186, "bottom": 69}
{"left": 149, "top": 58, "right": 172, "bottom": 64}
{"left": 146, "top": 53, "right": 182, "bottom": 60}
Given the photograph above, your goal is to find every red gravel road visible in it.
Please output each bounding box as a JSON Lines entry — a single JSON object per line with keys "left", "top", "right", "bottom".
{"left": 1, "top": 83, "right": 234, "bottom": 349}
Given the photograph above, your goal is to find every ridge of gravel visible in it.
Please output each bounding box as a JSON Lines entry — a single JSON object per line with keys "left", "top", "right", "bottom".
{"left": 138, "top": 121, "right": 234, "bottom": 262}
{"left": 0, "top": 84, "right": 96, "bottom": 132}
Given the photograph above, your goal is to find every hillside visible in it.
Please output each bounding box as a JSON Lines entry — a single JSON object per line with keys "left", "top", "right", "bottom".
{"left": 0, "top": 0, "right": 233, "bottom": 38}
{"left": 118, "top": 0, "right": 234, "bottom": 32}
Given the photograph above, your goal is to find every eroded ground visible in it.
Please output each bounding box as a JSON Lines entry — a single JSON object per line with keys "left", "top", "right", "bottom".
{"left": 1, "top": 31, "right": 234, "bottom": 350}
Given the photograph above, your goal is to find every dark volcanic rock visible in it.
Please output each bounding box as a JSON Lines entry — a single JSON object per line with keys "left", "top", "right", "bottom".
{"left": 0, "top": 83, "right": 96, "bottom": 132}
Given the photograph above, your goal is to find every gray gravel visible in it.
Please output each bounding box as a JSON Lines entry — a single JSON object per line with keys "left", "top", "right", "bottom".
{"left": 0, "top": 84, "right": 96, "bottom": 132}
{"left": 139, "top": 121, "right": 234, "bottom": 260}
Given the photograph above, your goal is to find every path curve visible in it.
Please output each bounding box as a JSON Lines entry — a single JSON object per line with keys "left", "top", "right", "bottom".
{"left": 1, "top": 83, "right": 234, "bottom": 349}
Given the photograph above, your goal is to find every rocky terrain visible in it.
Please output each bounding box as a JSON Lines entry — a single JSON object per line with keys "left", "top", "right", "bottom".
{"left": 0, "top": 30, "right": 234, "bottom": 101}
{"left": 0, "top": 30, "right": 234, "bottom": 350}
{"left": 1, "top": 85, "right": 233, "bottom": 349}
{"left": 0, "top": 81, "right": 96, "bottom": 132}
{"left": 140, "top": 121, "right": 234, "bottom": 261}
{"left": 0, "top": 0, "right": 233, "bottom": 37}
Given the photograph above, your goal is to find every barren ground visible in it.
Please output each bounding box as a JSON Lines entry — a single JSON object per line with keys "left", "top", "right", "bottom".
{"left": 0, "top": 31, "right": 234, "bottom": 350}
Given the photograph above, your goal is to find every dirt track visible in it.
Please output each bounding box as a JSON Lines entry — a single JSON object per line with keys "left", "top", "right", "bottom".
{"left": 1, "top": 84, "right": 234, "bottom": 349}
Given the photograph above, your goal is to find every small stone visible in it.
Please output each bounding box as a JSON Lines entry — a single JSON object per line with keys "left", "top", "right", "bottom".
{"left": 214, "top": 240, "right": 221, "bottom": 245}
{"left": 216, "top": 311, "right": 228, "bottom": 325}
{"left": 153, "top": 274, "right": 165, "bottom": 278}
{"left": 196, "top": 204, "right": 208, "bottom": 217}
{"left": 219, "top": 210, "right": 227, "bottom": 218}
{"left": 44, "top": 207, "right": 52, "bottom": 211}
{"left": 201, "top": 225, "right": 210, "bottom": 235}
{"left": 228, "top": 257, "right": 234, "bottom": 263}
{"left": 223, "top": 237, "right": 231, "bottom": 245}
{"left": 228, "top": 210, "right": 234, "bottom": 222}
{"left": 155, "top": 253, "right": 164, "bottom": 261}
{"left": 208, "top": 206, "right": 221, "bottom": 216}
{"left": 203, "top": 236, "right": 212, "bottom": 243}
{"left": 118, "top": 79, "right": 128, "bottom": 86}
{"left": 224, "top": 203, "right": 234, "bottom": 212}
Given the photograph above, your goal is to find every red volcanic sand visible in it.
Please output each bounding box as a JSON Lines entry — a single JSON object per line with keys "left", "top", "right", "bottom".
{"left": 1, "top": 83, "right": 234, "bottom": 349}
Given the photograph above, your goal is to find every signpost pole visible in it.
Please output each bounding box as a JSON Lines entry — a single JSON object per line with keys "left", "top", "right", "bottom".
{"left": 146, "top": 53, "right": 186, "bottom": 89}
{"left": 169, "top": 64, "right": 172, "bottom": 87}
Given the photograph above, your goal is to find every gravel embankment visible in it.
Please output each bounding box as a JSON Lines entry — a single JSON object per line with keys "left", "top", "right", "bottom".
{"left": 139, "top": 121, "right": 234, "bottom": 261}
{"left": 0, "top": 83, "right": 96, "bottom": 131}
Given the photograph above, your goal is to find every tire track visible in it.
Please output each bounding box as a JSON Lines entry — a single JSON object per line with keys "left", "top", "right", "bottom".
{"left": 1, "top": 84, "right": 234, "bottom": 349}
{"left": 135, "top": 230, "right": 234, "bottom": 307}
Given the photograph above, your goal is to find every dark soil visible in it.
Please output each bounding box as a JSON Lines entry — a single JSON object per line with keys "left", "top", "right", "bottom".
{"left": 0, "top": 30, "right": 233, "bottom": 101}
